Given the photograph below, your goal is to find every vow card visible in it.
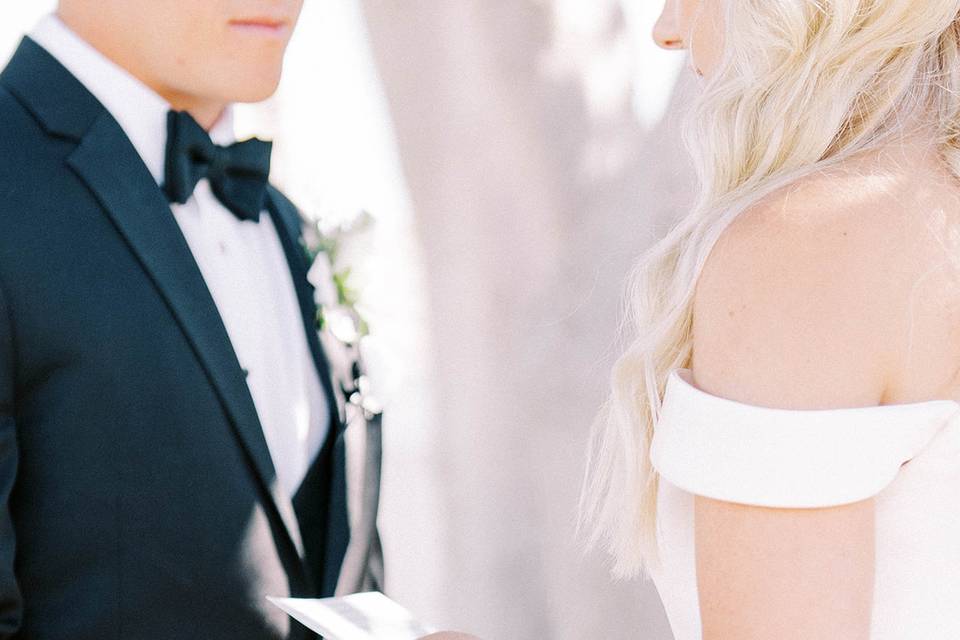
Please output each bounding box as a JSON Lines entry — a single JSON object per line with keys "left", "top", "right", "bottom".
{"left": 267, "top": 591, "right": 437, "bottom": 640}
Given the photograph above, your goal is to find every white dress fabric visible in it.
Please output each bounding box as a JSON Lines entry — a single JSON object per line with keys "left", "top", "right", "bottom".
{"left": 648, "top": 367, "right": 960, "bottom": 640}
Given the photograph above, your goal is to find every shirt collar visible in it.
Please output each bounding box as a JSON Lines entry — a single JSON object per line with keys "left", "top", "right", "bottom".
{"left": 29, "top": 13, "right": 237, "bottom": 185}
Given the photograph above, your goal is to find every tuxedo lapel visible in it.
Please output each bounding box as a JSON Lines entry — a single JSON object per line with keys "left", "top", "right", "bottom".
{"left": 265, "top": 188, "right": 346, "bottom": 432}
{"left": 265, "top": 189, "right": 352, "bottom": 594}
{"left": 67, "top": 117, "right": 309, "bottom": 563}
{"left": 2, "top": 38, "right": 310, "bottom": 571}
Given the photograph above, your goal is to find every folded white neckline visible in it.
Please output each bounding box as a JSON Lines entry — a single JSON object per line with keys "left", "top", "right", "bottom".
{"left": 650, "top": 367, "right": 960, "bottom": 508}
{"left": 668, "top": 367, "right": 960, "bottom": 414}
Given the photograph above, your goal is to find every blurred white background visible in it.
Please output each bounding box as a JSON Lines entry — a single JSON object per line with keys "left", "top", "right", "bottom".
{"left": 2, "top": 3, "right": 695, "bottom": 638}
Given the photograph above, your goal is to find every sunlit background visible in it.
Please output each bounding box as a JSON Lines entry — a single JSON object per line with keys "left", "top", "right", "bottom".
{"left": 1, "top": 3, "right": 695, "bottom": 638}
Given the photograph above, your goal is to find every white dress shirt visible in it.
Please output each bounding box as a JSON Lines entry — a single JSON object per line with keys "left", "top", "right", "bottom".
{"left": 30, "top": 14, "right": 330, "bottom": 499}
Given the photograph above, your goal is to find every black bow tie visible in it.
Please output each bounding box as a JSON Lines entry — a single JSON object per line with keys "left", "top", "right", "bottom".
{"left": 162, "top": 110, "right": 272, "bottom": 222}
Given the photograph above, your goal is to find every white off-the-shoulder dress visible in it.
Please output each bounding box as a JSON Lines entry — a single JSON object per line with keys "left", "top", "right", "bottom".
{"left": 648, "top": 367, "right": 960, "bottom": 640}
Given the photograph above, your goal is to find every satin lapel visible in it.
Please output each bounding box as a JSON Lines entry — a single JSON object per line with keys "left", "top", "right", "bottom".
{"left": 66, "top": 110, "right": 308, "bottom": 564}
{"left": 264, "top": 189, "right": 346, "bottom": 433}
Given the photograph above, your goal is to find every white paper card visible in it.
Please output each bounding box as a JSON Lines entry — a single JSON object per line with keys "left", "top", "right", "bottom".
{"left": 267, "top": 591, "right": 437, "bottom": 640}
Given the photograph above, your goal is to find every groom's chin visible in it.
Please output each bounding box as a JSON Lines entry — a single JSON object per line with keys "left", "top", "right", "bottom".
{"left": 195, "top": 65, "right": 286, "bottom": 105}
{"left": 231, "top": 75, "right": 284, "bottom": 104}
{"left": 217, "top": 42, "right": 292, "bottom": 102}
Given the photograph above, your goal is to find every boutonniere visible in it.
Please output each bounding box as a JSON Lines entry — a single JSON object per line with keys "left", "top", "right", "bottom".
{"left": 299, "top": 211, "right": 381, "bottom": 420}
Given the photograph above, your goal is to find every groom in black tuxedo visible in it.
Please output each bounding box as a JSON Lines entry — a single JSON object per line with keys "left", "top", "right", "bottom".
{"left": 0, "top": 1, "right": 382, "bottom": 638}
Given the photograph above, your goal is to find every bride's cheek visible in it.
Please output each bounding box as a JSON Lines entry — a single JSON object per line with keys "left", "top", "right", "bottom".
{"left": 690, "top": 7, "right": 724, "bottom": 76}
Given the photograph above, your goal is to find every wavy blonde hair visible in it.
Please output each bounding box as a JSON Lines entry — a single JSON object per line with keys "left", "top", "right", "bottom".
{"left": 580, "top": 0, "right": 960, "bottom": 578}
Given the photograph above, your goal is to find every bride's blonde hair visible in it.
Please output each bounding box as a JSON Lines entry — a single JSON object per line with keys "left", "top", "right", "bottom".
{"left": 580, "top": 0, "right": 960, "bottom": 578}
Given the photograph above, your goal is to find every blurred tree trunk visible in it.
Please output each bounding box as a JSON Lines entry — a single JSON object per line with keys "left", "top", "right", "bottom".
{"left": 360, "top": 2, "right": 694, "bottom": 638}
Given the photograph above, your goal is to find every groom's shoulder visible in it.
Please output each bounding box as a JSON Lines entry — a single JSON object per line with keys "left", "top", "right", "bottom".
{"left": 0, "top": 83, "right": 46, "bottom": 151}
{"left": 0, "top": 79, "right": 68, "bottom": 189}
{"left": 0, "top": 83, "right": 65, "bottom": 181}
{"left": 0, "top": 85, "right": 49, "bottom": 200}
{"left": 0, "top": 82, "right": 74, "bottom": 237}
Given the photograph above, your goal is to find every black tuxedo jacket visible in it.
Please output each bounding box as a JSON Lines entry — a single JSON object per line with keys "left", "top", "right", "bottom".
{"left": 0, "top": 38, "right": 350, "bottom": 639}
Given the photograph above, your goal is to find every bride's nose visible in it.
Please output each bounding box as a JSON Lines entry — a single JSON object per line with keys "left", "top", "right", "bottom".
{"left": 653, "top": 4, "right": 686, "bottom": 50}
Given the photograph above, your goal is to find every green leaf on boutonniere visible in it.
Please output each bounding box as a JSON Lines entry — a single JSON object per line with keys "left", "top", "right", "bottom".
{"left": 300, "top": 211, "right": 371, "bottom": 343}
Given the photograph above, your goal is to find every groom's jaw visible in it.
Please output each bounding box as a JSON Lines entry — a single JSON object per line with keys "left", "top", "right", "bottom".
{"left": 56, "top": 0, "right": 306, "bottom": 127}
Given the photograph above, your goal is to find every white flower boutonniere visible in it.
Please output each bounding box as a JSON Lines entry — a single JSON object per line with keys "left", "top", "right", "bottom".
{"left": 300, "top": 211, "right": 381, "bottom": 420}
{"left": 306, "top": 251, "right": 338, "bottom": 309}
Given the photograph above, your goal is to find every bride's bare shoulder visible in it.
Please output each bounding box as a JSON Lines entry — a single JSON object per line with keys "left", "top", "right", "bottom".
{"left": 692, "top": 146, "right": 960, "bottom": 407}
